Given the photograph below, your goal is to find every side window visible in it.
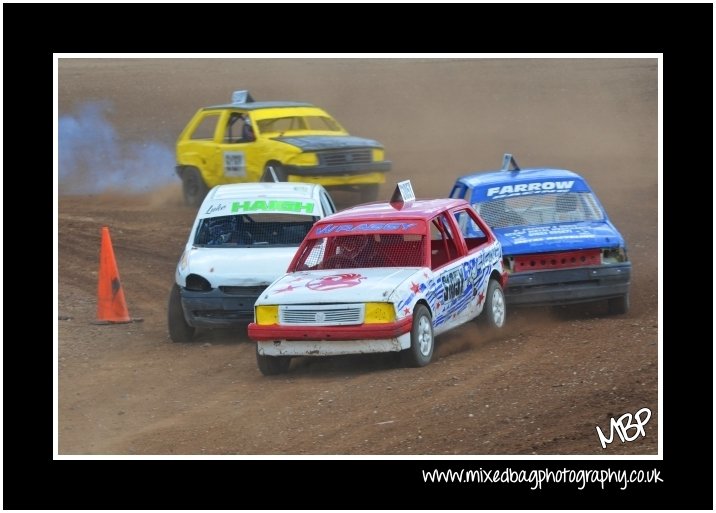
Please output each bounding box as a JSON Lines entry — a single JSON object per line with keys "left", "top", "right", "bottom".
{"left": 453, "top": 208, "right": 489, "bottom": 251}
{"left": 582, "top": 193, "right": 604, "bottom": 220}
{"left": 225, "top": 113, "right": 240, "bottom": 143}
{"left": 429, "top": 213, "right": 461, "bottom": 270}
{"left": 319, "top": 191, "right": 336, "bottom": 216}
{"left": 189, "top": 113, "right": 221, "bottom": 141}
{"left": 304, "top": 116, "right": 341, "bottom": 132}
{"left": 257, "top": 116, "right": 304, "bottom": 133}
{"left": 449, "top": 183, "right": 471, "bottom": 202}
{"left": 224, "top": 112, "right": 255, "bottom": 144}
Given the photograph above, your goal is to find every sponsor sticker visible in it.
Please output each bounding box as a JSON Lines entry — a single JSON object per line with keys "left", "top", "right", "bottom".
{"left": 486, "top": 180, "right": 574, "bottom": 198}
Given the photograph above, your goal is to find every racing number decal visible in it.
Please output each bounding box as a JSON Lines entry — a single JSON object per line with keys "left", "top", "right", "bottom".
{"left": 224, "top": 151, "right": 246, "bottom": 177}
{"left": 441, "top": 268, "right": 465, "bottom": 302}
{"left": 433, "top": 265, "right": 471, "bottom": 328}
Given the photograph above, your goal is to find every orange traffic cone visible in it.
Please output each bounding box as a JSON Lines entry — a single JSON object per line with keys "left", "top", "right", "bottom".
{"left": 95, "top": 226, "right": 133, "bottom": 324}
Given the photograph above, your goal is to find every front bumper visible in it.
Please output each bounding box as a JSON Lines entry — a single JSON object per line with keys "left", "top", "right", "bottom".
{"left": 257, "top": 335, "right": 412, "bottom": 356}
{"left": 180, "top": 286, "right": 267, "bottom": 327}
{"left": 284, "top": 160, "right": 392, "bottom": 176}
{"left": 505, "top": 263, "right": 631, "bottom": 306}
{"left": 248, "top": 315, "right": 413, "bottom": 341}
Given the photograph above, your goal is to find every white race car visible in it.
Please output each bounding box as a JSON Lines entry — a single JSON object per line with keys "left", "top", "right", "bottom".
{"left": 248, "top": 182, "right": 506, "bottom": 375}
{"left": 168, "top": 182, "right": 336, "bottom": 342}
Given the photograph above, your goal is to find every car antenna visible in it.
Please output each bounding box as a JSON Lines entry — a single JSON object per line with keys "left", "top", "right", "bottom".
{"left": 501, "top": 153, "right": 520, "bottom": 173}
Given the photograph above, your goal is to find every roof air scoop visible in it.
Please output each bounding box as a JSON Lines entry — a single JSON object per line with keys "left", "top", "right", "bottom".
{"left": 231, "top": 90, "right": 255, "bottom": 104}
{"left": 501, "top": 153, "right": 520, "bottom": 172}
{"left": 390, "top": 180, "right": 416, "bottom": 210}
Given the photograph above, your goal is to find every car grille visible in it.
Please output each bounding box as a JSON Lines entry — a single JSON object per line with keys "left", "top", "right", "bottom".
{"left": 279, "top": 304, "right": 365, "bottom": 326}
{"left": 513, "top": 249, "right": 601, "bottom": 272}
{"left": 319, "top": 149, "right": 373, "bottom": 167}
{"left": 219, "top": 285, "right": 267, "bottom": 296}
{"left": 193, "top": 310, "right": 251, "bottom": 320}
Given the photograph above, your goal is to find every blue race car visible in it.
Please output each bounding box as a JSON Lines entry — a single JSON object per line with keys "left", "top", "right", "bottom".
{"left": 450, "top": 154, "right": 630, "bottom": 314}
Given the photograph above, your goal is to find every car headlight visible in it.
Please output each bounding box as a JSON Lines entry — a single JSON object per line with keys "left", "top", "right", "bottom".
{"left": 256, "top": 305, "right": 279, "bottom": 325}
{"left": 601, "top": 247, "right": 628, "bottom": 264}
{"left": 185, "top": 274, "right": 212, "bottom": 291}
{"left": 179, "top": 251, "right": 189, "bottom": 271}
{"left": 372, "top": 149, "right": 385, "bottom": 162}
{"left": 364, "top": 302, "right": 396, "bottom": 324}
{"left": 290, "top": 152, "right": 318, "bottom": 166}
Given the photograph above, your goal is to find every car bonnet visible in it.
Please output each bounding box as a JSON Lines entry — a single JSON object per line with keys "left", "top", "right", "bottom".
{"left": 256, "top": 268, "right": 421, "bottom": 305}
{"left": 272, "top": 135, "right": 383, "bottom": 151}
{"left": 495, "top": 221, "right": 625, "bottom": 255}
{"left": 185, "top": 246, "right": 299, "bottom": 287}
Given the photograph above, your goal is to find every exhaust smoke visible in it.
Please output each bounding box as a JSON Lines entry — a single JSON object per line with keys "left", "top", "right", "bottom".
{"left": 59, "top": 101, "right": 175, "bottom": 194}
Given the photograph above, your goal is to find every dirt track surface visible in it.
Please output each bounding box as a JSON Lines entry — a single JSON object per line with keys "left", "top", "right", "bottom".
{"left": 58, "top": 58, "right": 658, "bottom": 455}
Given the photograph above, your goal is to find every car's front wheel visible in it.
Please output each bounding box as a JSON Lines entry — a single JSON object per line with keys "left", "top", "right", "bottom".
{"left": 402, "top": 304, "right": 434, "bottom": 367}
{"left": 167, "top": 284, "right": 195, "bottom": 343}
{"left": 256, "top": 345, "right": 291, "bottom": 375}
{"left": 479, "top": 278, "right": 506, "bottom": 330}
{"left": 181, "top": 167, "right": 209, "bottom": 207}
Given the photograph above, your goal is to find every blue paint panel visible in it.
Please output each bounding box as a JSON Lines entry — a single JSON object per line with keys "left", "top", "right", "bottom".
{"left": 495, "top": 222, "right": 625, "bottom": 254}
{"left": 454, "top": 168, "right": 585, "bottom": 192}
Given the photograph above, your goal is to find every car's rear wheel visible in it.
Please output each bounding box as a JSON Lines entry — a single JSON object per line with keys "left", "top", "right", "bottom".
{"left": 261, "top": 162, "right": 287, "bottom": 182}
{"left": 479, "top": 278, "right": 506, "bottom": 330}
{"left": 168, "top": 284, "right": 195, "bottom": 343}
{"left": 256, "top": 345, "right": 291, "bottom": 375}
{"left": 608, "top": 293, "right": 629, "bottom": 315}
{"left": 359, "top": 184, "right": 380, "bottom": 203}
{"left": 402, "top": 304, "right": 434, "bottom": 367}
{"left": 182, "top": 167, "right": 209, "bottom": 207}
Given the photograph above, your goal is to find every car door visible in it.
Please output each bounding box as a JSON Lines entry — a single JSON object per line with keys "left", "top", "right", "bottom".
{"left": 451, "top": 207, "right": 499, "bottom": 320}
{"left": 178, "top": 111, "right": 223, "bottom": 183}
{"left": 214, "top": 111, "right": 263, "bottom": 183}
{"left": 428, "top": 212, "right": 472, "bottom": 335}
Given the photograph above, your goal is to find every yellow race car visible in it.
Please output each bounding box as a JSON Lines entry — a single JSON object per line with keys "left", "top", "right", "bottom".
{"left": 176, "top": 90, "right": 392, "bottom": 206}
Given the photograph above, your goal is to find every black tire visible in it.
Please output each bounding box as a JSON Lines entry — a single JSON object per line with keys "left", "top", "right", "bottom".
{"left": 359, "top": 184, "right": 380, "bottom": 203}
{"left": 168, "top": 284, "right": 195, "bottom": 343}
{"left": 261, "top": 162, "right": 287, "bottom": 182}
{"left": 182, "top": 167, "right": 209, "bottom": 207}
{"left": 256, "top": 345, "right": 291, "bottom": 375}
{"left": 479, "top": 279, "right": 506, "bottom": 330}
{"left": 607, "top": 293, "right": 629, "bottom": 315}
{"left": 402, "top": 304, "right": 434, "bottom": 367}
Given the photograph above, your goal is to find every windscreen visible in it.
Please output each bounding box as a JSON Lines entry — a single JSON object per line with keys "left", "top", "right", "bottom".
{"left": 194, "top": 213, "right": 316, "bottom": 247}
{"left": 257, "top": 116, "right": 342, "bottom": 134}
{"left": 291, "top": 233, "right": 426, "bottom": 271}
{"left": 475, "top": 192, "right": 605, "bottom": 229}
